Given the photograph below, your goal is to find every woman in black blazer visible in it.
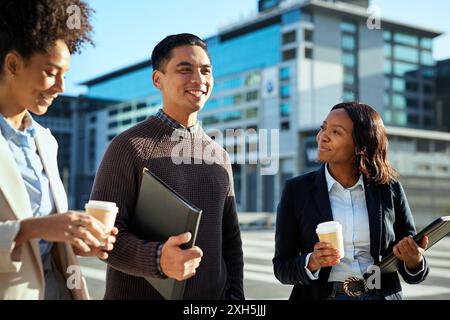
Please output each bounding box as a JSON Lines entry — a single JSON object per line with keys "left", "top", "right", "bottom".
{"left": 273, "top": 102, "right": 429, "bottom": 300}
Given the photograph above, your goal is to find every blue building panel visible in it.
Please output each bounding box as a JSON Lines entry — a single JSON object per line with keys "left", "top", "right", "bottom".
{"left": 208, "top": 24, "right": 281, "bottom": 78}
{"left": 87, "top": 67, "right": 158, "bottom": 101}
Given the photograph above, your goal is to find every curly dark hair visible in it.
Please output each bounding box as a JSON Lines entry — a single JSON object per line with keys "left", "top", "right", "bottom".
{"left": 0, "top": 0, "right": 94, "bottom": 74}
{"left": 331, "top": 102, "right": 399, "bottom": 185}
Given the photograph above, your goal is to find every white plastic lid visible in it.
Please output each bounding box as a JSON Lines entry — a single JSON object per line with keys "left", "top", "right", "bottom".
{"left": 85, "top": 200, "right": 118, "bottom": 213}
{"left": 316, "top": 221, "right": 342, "bottom": 234}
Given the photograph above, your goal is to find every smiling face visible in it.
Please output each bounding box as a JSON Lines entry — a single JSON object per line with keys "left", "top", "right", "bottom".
{"left": 6, "top": 39, "right": 70, "bottom": 115}
{"left": 316, "top": 108, "right": 356, "bottom": 165}
{"left": 152, "top": 45, "right": 213, "bottom": 114}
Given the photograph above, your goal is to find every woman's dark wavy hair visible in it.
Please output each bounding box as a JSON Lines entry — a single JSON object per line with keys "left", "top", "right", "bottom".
{"left": 0, "top": 0, "right": 94, "bottom": 75}
{"left": 331, "top": 102, "right": 398, "bottom": 185}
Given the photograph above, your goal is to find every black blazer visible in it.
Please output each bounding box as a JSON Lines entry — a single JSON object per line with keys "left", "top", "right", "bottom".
{"left": 273, "top": 165, "right": 429, "bottom": 300}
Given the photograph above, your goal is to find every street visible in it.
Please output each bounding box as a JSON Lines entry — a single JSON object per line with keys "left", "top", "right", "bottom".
{"left": 79, "top": 230, "right": 450, "bottom": 300}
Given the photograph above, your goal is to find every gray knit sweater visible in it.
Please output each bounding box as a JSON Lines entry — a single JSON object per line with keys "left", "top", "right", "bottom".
{"left": 90, "top": 116, "right": 244, "bottom": 300}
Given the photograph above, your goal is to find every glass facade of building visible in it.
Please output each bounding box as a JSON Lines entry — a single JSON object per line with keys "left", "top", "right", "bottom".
{"left": 87, "top": 67, "right": 158, "bottom": 101}
{"left": 207, "top": 25, "right": 281, "bottom": 78}
{"left": 383, "top": 29, "right": 435, "bottom": 128}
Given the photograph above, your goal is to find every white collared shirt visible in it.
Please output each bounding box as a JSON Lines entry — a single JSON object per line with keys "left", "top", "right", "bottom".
{"left": 324, "top": 165, "right": 373, "bottom": 281}
{"left": 305, "top": 165, "right": 373, "bottom": 281}
{"left": 304, "top": 165, "right": 424, "bottom": 281}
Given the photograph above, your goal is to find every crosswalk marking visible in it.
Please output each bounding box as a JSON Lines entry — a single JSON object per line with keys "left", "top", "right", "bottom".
{"left": 244, "top": 271, "right": 280, "bottom": 284}
{"left": 245, "top": 263, "right": 273, "bottom": 274}
{"left": 81, "top": 266, "right": 106, "bottom": 281}
{"left": 402, "top": 284, "right": 450, "bottom": 298}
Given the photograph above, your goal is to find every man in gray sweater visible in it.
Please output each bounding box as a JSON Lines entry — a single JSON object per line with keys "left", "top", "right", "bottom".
{"left": 90, "top": 33, "right": 244, "bottom": 300}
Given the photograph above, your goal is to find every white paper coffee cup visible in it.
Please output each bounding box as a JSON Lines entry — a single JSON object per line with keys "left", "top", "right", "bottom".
{"left": 316, "top": 221, "right": 344, "bottom": 259}
{"left": 85, "top": 200, "right": 118, "bottom": 235}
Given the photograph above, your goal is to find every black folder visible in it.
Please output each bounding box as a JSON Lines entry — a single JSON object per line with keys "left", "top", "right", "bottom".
{"left": 378, "top": 216, "right": 450, "bottom": 274}
{"left": 131, "top": 168, "right": 202, "bottom": 300}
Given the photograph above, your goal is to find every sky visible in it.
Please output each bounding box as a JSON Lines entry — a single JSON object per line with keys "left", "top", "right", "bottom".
{"left": 66, "top": 0, "right": 450, "bottom": 96}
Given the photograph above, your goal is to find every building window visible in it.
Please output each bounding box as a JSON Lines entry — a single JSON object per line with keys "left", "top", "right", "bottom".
{"left": 122, "top": 105, "right": 132, "bottom": 113}
{"left": 223, "top": 111, "right": 242, "bottom": 122}
{"left": 406, "top": 98, "right": 418, "bottom": 109}
{"left": 202, "top": 116, "right": 220, "bottom": 125}
{"left": 435, "top": 141, "right": 447, "bottom": 153}
{"left": 233, "top": 93, "right": 243, "bottom": 105}
{"left": 421, "top": 50, "right": 434, "bottom": 66}
{"left": 245, "top": 108, "right": 258, "bottom": 119}
{"left": 405, "top": 81, "right": 418, "bottom": 92}
{"left": 246, "top": 91, "right": 259, "bottom": 101}
{"left": 342, "top": 52, "right": 356, "bottom": 67}
{"left": 416, "top": 163, "right": 431, "bottom": 172}
{"left": 343, "top": 91, "right": 356, "bottom": 101}
{"left": 282, "top": 48, "right": 297, "bottom": 61}
{"left": 280, "top": 67, "right": 290, "bottom": 80}
{"left": 394, "top": 32, "right": 419, "bottom": 47}
{"left": 423, "top": 84, "right": 433, "bottom": 94}
{"left": 304, "top": 29, "right": 313, "bottom": 42}
{"left": 407, "top": 114, "right": 419, "bottom": 125}
{"left": 282, "top": 30, "right": 296, "bottom": 44}
{"left": 137, "top": 116, "right": 147, "bottom": 122}
{"left": 383, "top": 110, "right": 392, "bottom": 124}
{"left": 89, "top": 116, "right": 97, "bottom": 124}
{"left": 108, "top": 121, "right": 118, "bottom": 129}
{"left": 245, "top": 73, "right": 262, "bottom": 86}
{"left": 384, "top": 43, "right": 392, "bottom": 57}
{"left": 344, "top": 72, "right": 355, "bottom": 85}
{"left": 416, "top": 139, "right": 430, "bottom": 152}
{"left": 341, "top": 21, "right": 357, "bottom": 33}
{"left": 108, "top": 134, "right": 116, "bottom": 141}
{"left": 394, "top": 45, "right": 419, "bottom": 63}
{"left": 393, "top": 111, "right": 407, "bottom": 125}
{"left": 137, "top": 102, "right": 147, "bottom": 110}
{"left": 393, "top": 61, "right": 418, "bottom": 77}
{"left": 304, "top": 47, "right": 313, "bottom": 60}
{"left": 422, "top": 67, "right": 435, "bottom": 79}
{"left": 392, "top": 78, "right": 405, "bottom": 92}
{"left": 280, "top": 103, "right": 291, "bottom": 117}
{"left": 423, "top": 100, "right": 434, "bottom": 111}
{"left": 280, "top": 85, "right": 290, "bottom": 98}
{"left": 122, "top": 119, "right": 132, "bottom": 126}
{"left": 384, "top": 94, "right": 390, "bottom": 107}
{"left": 384, "top": 60, "right": 392, "bottom": 74}
{"left": 109, "top": 109, "right": 118, "bottom": 116}
{"left": 342, "top": 35, "right": 356, "bottom": 50}
{"left": 424, "top": 116, "right": 433, "bottom": 127}
{"left": 392, "top": 94, "right": 406, "bottom": 109}
{"left": 421, "top": 38, "right": 433, "bottom": 50}
{"left": 281, "top": 121, "right": 290, "bottom": 131}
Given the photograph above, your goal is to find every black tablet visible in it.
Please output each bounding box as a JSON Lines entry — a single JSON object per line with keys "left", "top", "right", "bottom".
{"left": 378, "top": 216, "right": 450, "bottom": 274}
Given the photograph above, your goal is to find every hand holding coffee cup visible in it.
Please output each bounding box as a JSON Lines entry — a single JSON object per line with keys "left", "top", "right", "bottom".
{"left": 308, "top": 221, "right": 344, "bottom": 272}
{"left": 85, "top": 200, "right": 118, "bottom": 243}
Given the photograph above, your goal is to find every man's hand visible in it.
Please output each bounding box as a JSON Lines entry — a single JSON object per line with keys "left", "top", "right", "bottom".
{"left": 73, "top": 227, "right": 118, "bottom": 260}
{"left": 393, "top": 235, "right": 428, "bottom": 270}
{"left": 160, "top": 232, "right": 203, "bottom": 281}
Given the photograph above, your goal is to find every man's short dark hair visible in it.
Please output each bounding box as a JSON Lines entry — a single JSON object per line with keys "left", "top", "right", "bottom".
{"left": 151, "top": 33, "right": 210, "bottom": 72}
{"left": 0, "top": 0, "right": 94, "bottom": 75}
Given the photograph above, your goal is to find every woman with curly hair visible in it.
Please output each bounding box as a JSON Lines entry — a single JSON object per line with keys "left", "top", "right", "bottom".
{"left": 273, "top": 102, "right": 429, "bottom": 300}
{"left": 0, "top": 0, "right": 116, "bottom": 300}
